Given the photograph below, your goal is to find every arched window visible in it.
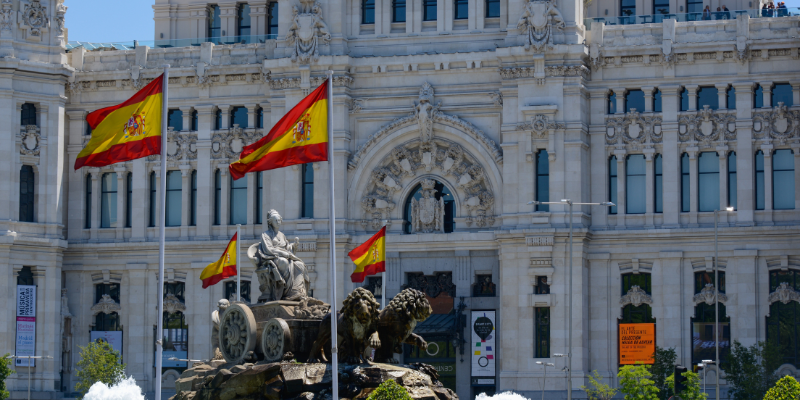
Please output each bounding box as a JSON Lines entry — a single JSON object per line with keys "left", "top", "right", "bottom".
{"left": 653, "top": 88, "right": 662, "bottom": 113}
{"left": 256, "top": 107, "right": 263, "bottom": 129}
{"left": 621, "top": 273, "right": 654, "bottom": 323}
{"left": 773, "top": 149, "right": 795, "bottom": 210}
{"left": 191, "top": 171, "right": 197, "bottom": 226}
{"left": 191, "top": 110, "right": 198, "bottom": 131}
{"left": 85, "top": 174, "right": 92, "bottom": 228}
{"left": 727, "top": 152, "right": 737, "bottom": 210}
{"left": 609, "top": 156, "right": 618, "bottom": 214}
{"left": 403, "top": 180, "right": 455, "bottom": 233}
{"left": 624, "top": 90, "right": 645, "bottom": 113}
{"left": 101, "top": 172, "right": 117, "bottom": 228}
{"left": 167, "top": 109, "right": 183, "bottom": 131}
{"left": 608, "top": 92, "right": 617, "bottom": 114}
{"left": 17, "top": 266, "right": 34, "bottom": 285}
{"left": 535, "top": 150, "right": 549, "bottom": 212}
{"left": 21, "top": 103, "right": 36, "bottom": 126}
{"left": 726, "top": 86, "right": 736, "bottom": 109}
{"left": 680, "top": 87, "right": 689, "bottom": 112}
{"left": 626, "top": 155, "right": 646, "bottom": 214}
{"left": 215, "top": 108, "right": 223, "bottom": 130}
{"left": 230, "top": 106, "right": 247, "bottom": 129}
{"left": 166, "top": 170, "right": 182, "bottom": 227}
{"left": 754, "top": 83, "right": 764, "bottom": 108}
{"left": 256, "top": 171, "right": 263, "bottom": 224}
{"left": 697, "top": 86, "right": 719, "bottom": 110}
{"left": 698, "top": 152, "right": 719, "bottom": 212}
{"left": 654, "top": 154, "right": 663, "bottom": 213}
{"left": 214, "top": 170, "right": 221, "bottom": 225}
{"left": 691, "top": 271, "right": 729, "bottom": 365}
{"left": 767, "top": 270, "right": 800, "bottom": 367}
{"left": 301, "top": 164, "right": 314, "bottom": 218}
{"left": 772, "top": 83, "right": 794, "bottom": 107}
{"left": 362, "top": 0, "right": 375, "bottom": 24}
{"left": 149, "top": 172, "right": 157, "bottom": 227}
{"left": 756, "top": 150, "right": 765, "bottom": 210}
{"left": 392, "top": 0, "right": 406, "bottom": 22}
{"left": 19, "top": 165, "right": 34, "bottom": 222}
{"left": 230, "top": 174, "right": 247, "bottom": 225}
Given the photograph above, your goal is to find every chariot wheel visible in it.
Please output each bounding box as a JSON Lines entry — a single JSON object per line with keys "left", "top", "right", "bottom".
{"left": 260, "top": 318, "right": 291, "bottom": 362}
{"left": 218, "top": 303, "right": 257, "bottom": 364}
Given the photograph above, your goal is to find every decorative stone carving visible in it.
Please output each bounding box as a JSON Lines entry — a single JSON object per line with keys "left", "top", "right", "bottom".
{"left": 735, "top": 41, "right": 750, "bottom": 64}
{"left": 405, "top": 272, "right": 456, "bottom": 299}
{"left": 91, "top": 294, "right": 121, "bottom": 315}
{"left": 693, "top": 284, "right": 728, "bottom": 305}
{"left": 19, "top": 125, "right": 41, "bottom": 156}
{"left": 410, "top": 179, "right": 445, "bottom": 233}
{"left": 308, "top": 288, "right": 381, "bottom": 364}
{"left": 768, "top": 282, "right": 800, "bottom": 305}
{"left": 516, "top": 114, "right": 565, "bottom": 138}
{"left": 414, "top": 82, "right": 441, "bottom": 143}
{"left": 293, "top": 297, "right": 330, "bottom": 319}
{"left": 211, "top": 125, "right": 258, "bottom": 159}
{"left": 606, "top": 110, "right": 663, "bottom": 147}
{"left": 678, "top": 106, "right": 737, "bottom": 145}
{"left": 165, "top": 129, "right": 198, "bottom": 161}
{"left": 286, "top": 1, "right": 331, "bottom": 63}
{"left": 619, "top": 285, "right": 653, "bottom": 307}
{"left": 499, "top": 65, "right": 589, "bottom": 80}
{"left": 0, "top": 0, "right": 14, "bottom": 31}
{"left": 374, "top": 288, "right": 433, "bottom": 363}
{"left": 753, "top": 103, "right": 800, "bottom": 143}
{"left": 211, "top": 299, "right": 230, "bottom": 359}
{"left": 163, "top": 293, "right": 187, "bottom": 314}
{"left": 55, "top": 1, "right": 66, "bottom": 37}
{"left": 61, "top": 289, "right": 72, "bottom": 318}
{"left": 249, "top": 209, "right": 310, "bottom": 302}
{"left": 20, "top": 0, "right": 48, "bottom": 40}
{"left": 516, "top": 0, "right": 565, "bottom": 52}
{"left": 195, "top": 62, "right": 209, "bottom": 88}
{"left": 489, "top": 92, "right": 503, "bottom": 106}
{"left": 348, "top": 98, "right": 364, "bottom": 113}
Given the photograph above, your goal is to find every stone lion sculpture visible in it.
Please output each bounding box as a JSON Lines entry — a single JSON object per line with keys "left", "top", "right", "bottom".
{"left": 307, "top": 287, "right": 382, "bottom": 364}
{"left": 374, "top": 288, "right": 433, "bottom": 363}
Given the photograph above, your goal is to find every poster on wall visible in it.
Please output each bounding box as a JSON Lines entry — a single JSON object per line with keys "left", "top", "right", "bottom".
{"left": 15, "top": 285, "right": 36, "bottom": 367}
{"left": 90, "top": 331, "right": 123, "bottom": 355}
{"left": 471, "top": 310, "right": 496, "bottom": 380}
{"left": 619, "top": 323, "right": 656, "bottom": 365}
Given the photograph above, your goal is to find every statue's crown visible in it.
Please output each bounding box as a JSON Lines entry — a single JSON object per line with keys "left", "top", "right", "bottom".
{"left": 421, "top": 179, "right": 436, "bottom": 190}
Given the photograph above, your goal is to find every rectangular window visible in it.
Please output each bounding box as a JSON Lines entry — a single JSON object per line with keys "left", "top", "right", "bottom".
{"left": 727, "top": 152, "right": 737, "bottom": 210}
{"left": 608, "top": 92, "right": 617, "bottom": 114}
{"left": 224, "top": 281, "right": 251, "bottom": 303}
{"left": 686, "top": 0, "right": 703, "bottom": 13}
{"left": 214, "top": 170, "right": 221, "bottom": 225}
{"left": 166, "top": 170, "right": 182, "bottom": 227}
{"left": 424, "top": 0, "right": 437, "bottom": 20}
{"left": 362, "top": 0, "right": 375, "bottom": 24}
{"left": 654, "top": 154, "right": 663, "bottom": 213}
{"left": 230, "top": 175, "right": 247, "bottom": 225}
{"left": 772, "top": 83, "right": 794, "bottom": 107}
{"left": 230, "top": 106, "right": 248, "bottom": 129}
{"left": 653, "top": 89, "right": 662, "bottom": 113}
{"left": 756, "top": 151, "right": 765, "bottom": 210}
{"left": 726, "top": 87, "right": 736, "bottom": 109}
{"left": 697, "top": 87, "right": 719, "bottom": 110}
{"left": 21, "top": 103, "right": 36, "bottom": 126}
{"left": 626, "top": 155, "right": 646, "bottom": 214}
{"left": 622, "top": 273, "right": 652, "bottom": 295}
{"left": 625, "top": 90, "right": 645, "bottom": 113}
{"left": 609, "top": 156, "right": 618, "bottom": 214}
{"left": 773, "top": 149, "right": 795, "bottom": 210}
{"left": 126, "top": 173, "right": 132, "bottom": 227}
{"left": 754, "top": 84, "right": 764, "bottom": 108}
{"left": 653, "top": 0, "right": 669, "bottom": 14}
{"left": 681, "top": 153, "right": 690, "bottom": 212}
{"left": 620, "top": 0, "right": 635, "bottom": 18}
{"left": 257, "top": 107, "right": 264, "bottom": 129}
{"left": 167, "top": 109, "right": 183, "bottom": 131}
{"left": 215, "top": 109, "right": 223, "bottom": 130}
{"left": 191, "top": 110, "right": 198, "bottom": 131}
{"left": 455, "top": 0, "right": 468, "bottom": 19}
{"left": 268, "top": 2, "right": 279, "bottom": 34}
{"left": 149, "top": 172, "right": 156, "bottom": 227}
{"left": 19, "top": 165, "right": 34, "bottom": 222}
{"left": 680, "top": 87, "right": 689, "bottom": 112}
{"left": 191, "top": 171, "right": 197, "bottom": 226}
{"left": 535, "top": 150, "right": 549, "bottom": 212}
{"left": 256, "top": 171, "right": 263, "bottom": 224}
{"left": 101, "top": 172, "right": 118, "bottom": 228}
{"left": 301, "top": 164, "right": 314, "bottom": 218}
{"left": 85, "top": 175, "right": 92, "bottom": 228}
{"left": 237, "top": 4, "right": 251, "bottom": 39}
{"left": 86, "top": 119, "right": 92, "bottom": 136}
{"left": 535, "top": 277, "right": 550, "bottom": 294}
{"left": 393, "top": 0, "right": 406, "bottom": 22}
{"left": 698, "top": 152, "right": 720, "bottom": 212}
{"left": 208, "top": 5, "right": 221, "bottom": 39}
{"left": 535, "top": 308, "right": 550, "bottom": 358}
{"left": 486, "top": 0, "right": 500, "bottom": 18}
{"left": 95, "top": 283, "right": 121, "bottom": 304}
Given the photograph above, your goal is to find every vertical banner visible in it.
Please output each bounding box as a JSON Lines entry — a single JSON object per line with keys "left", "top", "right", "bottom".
{"left": 619, "top": 323, "right": 656, "bottom": 364}
{"left": 16, "top": 285, "right": 36, "bottom": 367}
{"left": 471, "top": 311, "right": 496, "bottom": 382}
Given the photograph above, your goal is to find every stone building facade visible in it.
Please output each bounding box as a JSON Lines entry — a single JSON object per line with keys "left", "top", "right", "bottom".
{"left": 1, "top": 0, "right": 799, "bottom": 398}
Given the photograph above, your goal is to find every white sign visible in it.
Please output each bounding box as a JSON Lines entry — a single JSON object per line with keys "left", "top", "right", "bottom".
{"left": 160, "top": 351, "right": 188, "bottom": 368}
{"left": 16, "top": 285, "right": 36, "bottom": 367}
{"left": 91, "top": 331, "right": 123, "bottom": 355}
{"left": 471, "top": 310, "right": 496, "bottom": 377}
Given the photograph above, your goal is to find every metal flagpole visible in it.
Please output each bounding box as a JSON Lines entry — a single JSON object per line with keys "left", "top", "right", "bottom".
{"left": 155, "top": 64, "right": 170, "bottom": 400}
{"left": 237, "top": 224, "right": 241, "bottom": 302}
{"left": 381, "top": 222, "right": 386, "bottom": 309}
{"left": 326, "top": 70, "right": 339, "bottom": 400}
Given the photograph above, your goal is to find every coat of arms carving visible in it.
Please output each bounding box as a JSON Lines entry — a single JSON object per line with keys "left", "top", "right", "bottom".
{"left": 410, "top": 179, "right": 445, "bottom": 233}
{"left": 517, "top": 0, "right": 565, "bottom": 52}
{"left": 286, "top": 1, "right": 331, "bottom": 63}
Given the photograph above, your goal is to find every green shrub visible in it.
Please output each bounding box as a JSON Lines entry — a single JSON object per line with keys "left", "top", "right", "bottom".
{"left": 764, "top": 375, "right": 800, "bottom": 400}
{"left": 0, "top": 354, "right": 15, "bottom": 400}
{"left": 723, "top": 340, "right": 782, "bottom": 400}
{"left": 366, "top": 379, "right": 413, "bottom": 400}
{"left": 74, "top": 340, "right": 126, "bottom": 398}
{"left": 582, "top": 370, "right": 618, "bottom": 400}
{"left": 651, "top": 346, "right": 678, "bottom": 400}
{"left": 618, "top": 364, "right": 659, "bottom": 400}
{"left": 666, "top": 370, "right": 707, "bottom": 400}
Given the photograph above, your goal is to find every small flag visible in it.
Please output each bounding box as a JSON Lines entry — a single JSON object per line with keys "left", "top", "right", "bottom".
{"left": 348, "top": 226, "right": 386, "bottom": 283}
{"left": 199, "top": 233, "right": 238, "bottom": 288}
{"left": 229, "top": 80, "right": 329, "bottom": 180}
{"left": 75, "top": 75, "right": 164, "bottom": 169}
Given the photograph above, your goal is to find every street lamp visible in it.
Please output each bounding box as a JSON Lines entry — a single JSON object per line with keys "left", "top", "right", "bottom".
{"left": 168, "top": 357, "right": 210, "bottom": 368}
{"left": 535, "top": 361, "right": 555, "bottom": 400}
{"left": 701, "top": 359, "right": 714, "bottom": 395}
{"left": 528, "top": 199, "right": 615, "bottom": 400}
{"left": 713, "top": 207, "right": 734, "bottom": 400}
{"left": 5, "top": 355, "right": 53, "bottom": 400}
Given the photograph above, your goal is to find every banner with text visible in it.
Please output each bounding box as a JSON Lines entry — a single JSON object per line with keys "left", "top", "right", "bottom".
{"left": 16, "top": 285, "right": 36, "bottom": 367}
{"left": 471, "top": 310, "right": 496, "bottom": 379}
{"left": 619, "top": 323, "right": 655, "bottom": 365}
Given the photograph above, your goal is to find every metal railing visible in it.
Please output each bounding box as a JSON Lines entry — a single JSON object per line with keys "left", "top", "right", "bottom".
{"left": 66, "top": 34, "right": 278, "bottom": 51}
{"left": 584, "top": 7, "right": 799, "bottom": 29}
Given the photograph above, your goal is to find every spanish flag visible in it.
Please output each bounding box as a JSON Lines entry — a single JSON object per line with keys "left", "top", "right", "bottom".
{"left": 229, "top": 79, "right": 328, "bottom": 180}
{"left": 74, "top": 74, "right": 164, "bottom": 170}
{"left": 349, "top": 226, "right": 386, "bottom": 283}
{"left": 200, "top": 233, "right": 238, "bottom": 288}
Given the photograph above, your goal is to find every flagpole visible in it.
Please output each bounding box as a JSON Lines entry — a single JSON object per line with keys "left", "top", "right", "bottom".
{"left": 381, "top": 221, "right": 386, "bottom": 310}
{"left": 326, "top": 70, "right": 339, "bottom": 400}
{"left": 155, "top": 64, "right": 170, "bottom": 400}
{"left": 236, "top": 224, "right": 241, "bottom": 302}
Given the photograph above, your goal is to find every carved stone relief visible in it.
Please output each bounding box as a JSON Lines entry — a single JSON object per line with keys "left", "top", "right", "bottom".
{"left": 286, "top": 0, "right": 331, "bottom": 63}
{"left": 516, "top": 0, "right": 565, "bottom": 52}
{"left": 19, "top": 125, "right": 41, "bottom": 156}
{"left": 678, "top": 106, "right": 737, "bottom": 146}
{"left": 405, "top": 272, "right": 456, "bottom": 299}
{"left": 499, "top": 65, "right": 590, "bottom": 80}
{"left": 620, "top": 285, "right": 653, "bottom": 307}
{"left": 90, "top": 294, "right": 121, "bottom": 315}
{"left": 753, "top": 103, "right": 800, "bottom": 144}
{"left": 20, "top": 0, "right": 48, "bottom": 40}
{"left": 692, "top": 284, "right": 728, "bottom": 305}
{"left": 163, "top": 294, "right": 187, "bottom": 314}
{"left": 211, "top": 125, "right": 260, "bottom": 159}
{"left": 0, "top": 0, "right": 13, "bottom": 32}
{"left": 409, "top": 178, "right": 445, "bottom": 233}
{"left": 147, "top": 129, "right": 198, "bottom": 161}
{"left": 55, "top": 1, "right": 67, "bottom": 38}
{"left": 768, "top": 282, "right": 800, "bottom": 305}
{"left": 516, "top": 114, "right": 564, "bottom": 139}
{"left": 606, "top": 110, "right": 663, "bottom": 148}
{"left": 414, "top": 82, "right": 440, "bottom": 143}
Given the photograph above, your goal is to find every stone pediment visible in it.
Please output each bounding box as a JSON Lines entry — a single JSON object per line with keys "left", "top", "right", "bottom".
{"left": 91, "top": 294, "right": 121, "bottom": 315}
{"left": 692, "top": 284, "right": 728, "bottom": 305}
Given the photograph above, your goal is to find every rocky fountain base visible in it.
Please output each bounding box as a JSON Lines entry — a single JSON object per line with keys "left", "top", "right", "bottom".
{"left": 170, "top": 361, "right": 458, "bottom": 400}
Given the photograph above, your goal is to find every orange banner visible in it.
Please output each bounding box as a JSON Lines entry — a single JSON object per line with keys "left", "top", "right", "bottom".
{"left": 619, "top": 323, "right": 655, "bottom": 365}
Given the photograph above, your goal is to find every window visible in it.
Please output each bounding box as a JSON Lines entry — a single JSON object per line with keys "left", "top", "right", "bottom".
{"left": 772, "top": 83, "right": 794, "bottom": 107}
{"left": 268, "top": 2, "right": 279, "bottom": 34}
{"left": 654, "top": 154, "right": 663, "bottom": 213}
{"left": 608, "top": 92, "right": 617, "bottom": 114}
{"left": 21, "top": 103, "right": 36, "bottom": 126}
{"left": 622, "top": 273, "right": 651, "bottom": 296}
{"left": 695, "top": 270, "right": 725, "bottom": 294}
{"left": 680, "top": 87, "right": 689, "bottom": 112}
{"left": 19, "top": 165, "right": 34, "bottom": 222}
{"left": 404, "top": 180, "right": 455, "bottom": 233}
{"left": 362, "top": 0, "right": 375, "bottom": 24}
{"left": 214, "top": 170, "right": 221, "bottom": 225}
{"left": 686, "top": 0, "right": 703, "bottom": 13}
{"left": 256, "top": 172, "right": 263, "bottom": 224}
{"left": 621, "top": 272, "right": 655, "bottom": 322}
{"left": 727, "top": 152, "right": 737, "bottom": 210}
{"left": 625, "top": 90, "right": 645, "bottom": 113}
{"left": 473, "top": 275, "right": 496, "bottom": 297}
{"left": 534, "top": 276, "right": 550, "bottom": 294}
{"left": 653, "top": 0, "right": 669, "bottom": 14}
{"left": 237, "top": 4, "right": 251, "bottom": 39}
{"left": 455, "top": 0, "right": 468, "bottom": 19}
{"left": 681, "top": 153, "right": 690, "bottom": 212}
{"left": 167, "top": 109, "right": 183, "bottom": 131}
{"left": 698, "top": 152, "right": 720, "bottom": 212}
{"left": 726, "top": 86, "right": 736, "bottom": 109}
{"left": 94, "top": 312, "right": 121, "bottom": 332}
{"left": 215, "top": 108, "right": 223, "bottom": 130}
{"left": 85, "top": 175, "right": 92, "bottom": 228}
{"left": 486, "top": 0, "right": 500, "bottom": 18}
{"left": 149, "top": 172, "right": 156, "bottom": 227}
{"left": 773, "top": 149, "right": 795, "bottom": 210}
{"left": 626, "top": 155, "right": 646, "bottom": 214}
{"left": 96, "top": 283, "right": 120, "bottom": 303}
{"left": 126, "top": 173, "right": 132, "bottom": 227}
{"left": 225, "top": 280, "right": 251, "bottom": 303}
{"left": 424, "top": 0, "right": 437, "bottom": 20}
{"left": 166, "top": 170, "right": 182, "bottom": 227}
{"left": 17, "top": 266, "right": 34, "bottom": 285}
{"left": 754, "top": 84, "right": 764, "bottom": 108}
{"left": 230, "top": 175, "right": 247, "bottom": 225}
{"left": 535, "top": 150, "right": 549, "bottom": 212}
{"left": 653, "top": 89, "right": 662, "bottom": 113}
{"left": 256, "top": 107, "right": 264, "bottom": 129}
{"left": 101, "top": 172, "right": 117, "bottom": 228}
{"left": 165, "top": 281, "right": 186, "bottom": 302}
{"left": 393, "top": 0, "right": 406, "bottom": 22}
{"left": 191, "top": 171, "right": 197, "bottom": 226}
{"left": 208, "top": 5, "right": 221, "bottom": 39}
{"left": 301, "top": 164, "right": 314, "bottom": 218}
{"left": 767, "top": 300, "right": 800, "bottom": 367}
{"left": 692, "top": 271, "right": 729, "bottom": 365}
{"left": 535, "top": 308, "right": 550, "bottom": 358}
{"left": 230, "top": 106, "right": 247, "bottom": 129}
{"left": 191, "top": 110, "right": 198, "bottom": 131}
{"left": 756, "top": 150, "right": 765, "bottom": 210}
{"left": 697, "top": 87, "right": 719, "bottom": 110}
{"left": 161, "top": 310, "right": 188, "bottom": 366}
{"left": 609, "top": 156, "right": 618, "bottom": 214}
{"left": 620, "top": 0, "right": 635, "bottom": 18}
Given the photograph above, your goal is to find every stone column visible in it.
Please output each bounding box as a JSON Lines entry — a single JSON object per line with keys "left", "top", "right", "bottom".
{"left": 468, "top": 0, "right": 480, "bottom": 30}
{"left": 437, "top": 0, "right": 446, "bottom": 31}
{"left": 115, "top": 167, "right": 126, "bottom": 239}
{"left": 718, "top": 147, "right": 729, "bottom": 225}
{"left": 661, "top": 85, "right": 681, "bottom": 227}
{"left": 658, "top": 252, "right": 686, "bottom": 363}
{"left": 715, "top": 84, "right": 728, "bottom": 110}
{"left": 760, "top": 82, "right": 773, "bottom": 108}
{"left": 66, "top": 110, "right": 88, "bottom": 241}
{"left": 219, "top": 105, "right": 232, "bottom": 129}
{"left": 180, "top": 106, "right": 193, "bottom": 131}
{"left": 614, "top": 88, "right": 625, "bottom": 114}
{"left": 220, "top": 168, "right": 230, "bottom": 228}
{"left": 180, "top": 166, "right": 191, "bottom": 239}
{"left": 687, "top": 147, "right": 699, "bottom": 226}
{"left": 791, "top": 82, "right": 800, "bottom": 107}
{"left": 793, "top": 144, "right": 800, "bottom": 212}
{"left": 644, "top": 148, "right": 655, "bottom": 227}
{"left": 762, "top": 144, "right": 774, "bottom": 224}
{"left": 443, "top": 0, "right": 453, "bottom": 31}
{"left": 219, "top": 3, "right": 239, "bottom": 40}
{"left": 249, "top": 0, "right": 268, "bottom": 36}
{"left": 195, "top": 105, "right": 215, "bottom": 239}
{"left": 642, "top": 86, "right": 654, "bottom": 113}
{"left": 685, "top": 84, "right": 699, "bottom": 111}
{"left": 730, "top": 250, "right": 759, "bottom": 346}
{"left": 733, "top": 82, "right": 755, "bottom": 226}
{"left": 615, "top": 149, "right": 626, "bottom": 228}
{"left": 589, "top": 89, "right": 609, "bottom": 228}
{"left": 245, "top": 103, "right": 258, "bottom": 129}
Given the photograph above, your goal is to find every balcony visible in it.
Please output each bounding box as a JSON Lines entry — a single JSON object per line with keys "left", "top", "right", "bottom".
{"left": 66, "top": 34, "right": 278, "bottom": 51}
{"left": 584, "top": 7, "right": 799, "bottom": 29}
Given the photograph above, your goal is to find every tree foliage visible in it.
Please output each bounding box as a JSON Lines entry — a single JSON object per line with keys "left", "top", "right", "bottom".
{"left": 582, "top": 370, "right": 618, "bottom": 400}
{"left": 74, "top": 340, "right": 126, "bottom": 399}
{"left": 0, "top": 354, "right": 15, "bottom": 400}
{"left": 651, "top": 346, "right": 678, "bottom": 400}
{"left": 723, "top": 340, "right": 782, "bottom": 400}
{"left": 366, "top": 379, "right": 413, "bottom": 400}
{"left": 618, "top": 364, "right": 659, "bottom": 400}
{"left": 666, "top": 370, "right": 707, "bottom": 400}
{"left": 764, "top": 375, "right": 800, "bottom": 400}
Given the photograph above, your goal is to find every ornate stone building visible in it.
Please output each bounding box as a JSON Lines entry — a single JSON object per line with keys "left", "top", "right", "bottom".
{"left": 1, "top": 0, "right": 799, "bottom": 398}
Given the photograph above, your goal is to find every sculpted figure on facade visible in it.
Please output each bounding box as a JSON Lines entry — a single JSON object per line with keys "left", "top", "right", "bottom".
{"left": 517, "top": 0, "right": 565, "bottom": 52}
{"left": 55, "top": 2, "right": 67, "bottom": 36}
{"left": 0, "top": 0, "right": 14, "bottom": 32}
{"left": 286, "top": 0, "right": 331, "bottom": 63}
{"left": 20, "top": 0, "right": 48, "bottom": 39}
{"left": 249, "top": 209, "right": 310, "bottom": 302}
{"left": 414, "top": 82, "right": 440, "bottom": 143}
{"left": 210, "top": 299, "right": 230, "bottom": 360}
{"left": 410, "top": 179, "right": 445, "bottom": 233}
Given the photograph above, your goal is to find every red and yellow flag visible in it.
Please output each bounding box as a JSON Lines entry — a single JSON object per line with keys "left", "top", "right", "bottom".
{"left": 229, "top": 79, "right": 328, "bottom": 180}
{"left": 348, "top": 226, "right": 386, "bottom": 283}
{"left": 74, "top": 74, "right": 164, "bottom": 170}
{"left": 200, "top": 233, "right": 238, "bottom": 289}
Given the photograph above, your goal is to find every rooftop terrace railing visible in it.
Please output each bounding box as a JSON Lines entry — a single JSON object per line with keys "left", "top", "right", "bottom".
{"left": 66, "top": 34, "right": 278, "bottom": 51}
{"left": 584, "top": 7, "right": 799, "bottom": 29}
